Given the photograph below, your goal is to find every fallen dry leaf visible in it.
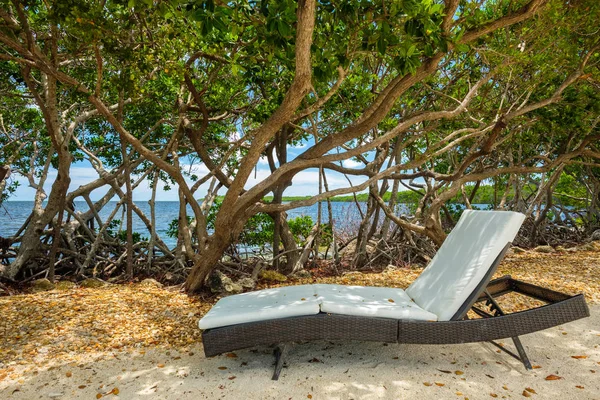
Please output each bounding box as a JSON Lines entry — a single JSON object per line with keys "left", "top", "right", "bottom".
{"left": 228, "top": 376, "right": 236, "bottom": 380}
{"left": 532, "top": 365, "right": 541, "bottom": 369}
{"left": 435, "top": 382, "right": 445, "bottom": 387}
{"left": 525, "top": 388, "right": 536, "bottom": 394}
{"left": 65, "top": 371, "right": 72, "bottom": 378}
{"left": 455, "top": 370, "right": 464, "bottom": 375}
{"left": 571, "top": 355, "right": 587, "bottom": 359}
{"left": 110, "top": 388, "right": 119, "bottom": 395}
{"left": 0, "top": 251, "right": 597, "bottom": 380}
{"left": 225, "top": 353, "right": 238, "bottom": 358}
{"left": 157, "top": 363, "right": 165, "bottom": 368}
{"left": 0, "top": 283, "right": 205, "bottom": 368}
{"left": 456, "top": 392, "right": 463, "bottom": 396}
{"left": 437, "top": 369, "right": 452, "bottom": 374}
{"left": 423, "top": 382, "right": 433, "bottom": 386}
{"left": 96, "top": 394, "right": 102, "bottom": 399}
{"left": 545, "top": 375, "right": 562, "bottom": 381}
{"left": 307, "top": 395, "right": 312, "bottom": 399}
{"left": 575, "top": 385, "right": 584, "bottom": 389}
{"left": 217, "top": 366, "right": 227, "bottom": 370}
{"left": 490, "top": 394, "right": 498, "bottom": 398}
{"left": 522, "top": 390, "right": 531, "bottom": 397}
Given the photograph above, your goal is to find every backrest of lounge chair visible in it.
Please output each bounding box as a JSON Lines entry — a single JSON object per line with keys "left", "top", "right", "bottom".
{"left": 406, "top": 210, "right": 525, "bottom": 321}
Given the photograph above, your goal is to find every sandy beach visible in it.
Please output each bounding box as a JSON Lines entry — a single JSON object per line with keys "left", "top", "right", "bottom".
{"left": 2, "top": 250, "right": 599, "bottom": 399}
{"left": 1, "top": 305, "right": 598, "bottom": 400}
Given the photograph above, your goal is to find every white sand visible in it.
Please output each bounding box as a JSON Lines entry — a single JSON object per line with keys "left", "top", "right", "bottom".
{"left": 2, "top": 306, "right": 599, "bottom": 400}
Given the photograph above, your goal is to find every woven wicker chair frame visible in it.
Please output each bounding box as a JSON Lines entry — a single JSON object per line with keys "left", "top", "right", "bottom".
{"left": 201, "top": 245, "right": 590, "bottom": 380}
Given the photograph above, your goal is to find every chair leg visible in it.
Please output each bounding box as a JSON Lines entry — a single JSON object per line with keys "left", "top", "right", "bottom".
{"left": 272, "top": 344, "right": 289, "bottom": 380}
{"left": 488, "top": 337, "right": 532, "bottom": 370}
{"left": 511, "top": 336, "right": 532, "bottom": 370}
{"left": 480, "top": 290, "right": 533, "bottom": 370}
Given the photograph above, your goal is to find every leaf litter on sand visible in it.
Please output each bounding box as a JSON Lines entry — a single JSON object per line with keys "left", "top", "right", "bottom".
{"left": 0, "top": 283, "right": 208, "bottom": 369}
{"left": 0, "top": 249, "right": 598, "bottom": 380}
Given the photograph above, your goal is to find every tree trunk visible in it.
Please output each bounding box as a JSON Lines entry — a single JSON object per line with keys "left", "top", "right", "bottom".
{"left": 147, "top": 169, "right": 159, "bottom": 271}
{"left": 292, "top": 224, "right": 319, "bottom": 274}
{"left": 353, "top": 186, "right": 378, "bottom": 268}
{"left": 0, "top": 165, "right": 10, "bottom": 186}
{"left": 271, "top": 186, "right": 284, "bottom": 270}
{"left": 122, "top": 145, "right": 134, "bottom": 278}
{"left": 423, "top": 211, "right": 446, "bottom": 247}
{"left": 269, "top": 211, "right": 299, "bottom": 273}
{"left": 2, "top": 152, "right": 71, "bottom": 280}
{"left": 184, "top": 235, "right": 232, "bottom": 292}
{"left": 380, "top": 178, "right": 399, "bottom": 239}
{"left": 47, "top": 197, "right": 66, "bottom": 282}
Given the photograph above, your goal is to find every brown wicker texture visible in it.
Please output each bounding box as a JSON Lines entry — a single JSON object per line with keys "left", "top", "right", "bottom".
{"left": 202, "top": 293, "right": 589, "bottom": 357}
{"left": 398, "top": 295, "right": 589, "bottom": 344}
{"left": 203, "top": 314, "right": 398, "bottom": 357}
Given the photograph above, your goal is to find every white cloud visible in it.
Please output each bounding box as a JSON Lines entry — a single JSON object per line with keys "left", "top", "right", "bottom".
{"left": 341, "top": 158, "right": 364, "bottom": 168}
{"left": 7, "top": 161, "right": 369, "bottom": 202}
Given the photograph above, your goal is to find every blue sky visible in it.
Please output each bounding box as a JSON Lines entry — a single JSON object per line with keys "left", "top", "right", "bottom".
{"left": 8, "top": 142, "right": 370, "bottom": 201}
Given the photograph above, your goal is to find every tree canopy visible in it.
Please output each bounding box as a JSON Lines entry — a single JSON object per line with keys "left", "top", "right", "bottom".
{"left": 1, "top": 0, "right": 599, "bottom": 290}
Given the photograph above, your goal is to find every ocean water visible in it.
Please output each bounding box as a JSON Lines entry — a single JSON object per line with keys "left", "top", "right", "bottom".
{"left": 0, "top": 201, "right": 386, "bottom": 249}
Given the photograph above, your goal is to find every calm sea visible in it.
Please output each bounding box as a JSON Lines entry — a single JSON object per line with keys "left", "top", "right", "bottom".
{"left": 0, "top": 201, "right": 384, "bottom": 248}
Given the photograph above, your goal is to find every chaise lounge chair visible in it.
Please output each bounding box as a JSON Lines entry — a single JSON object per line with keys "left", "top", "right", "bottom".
{"left": 198, "top": 210, "right": 590, "bottom": 379}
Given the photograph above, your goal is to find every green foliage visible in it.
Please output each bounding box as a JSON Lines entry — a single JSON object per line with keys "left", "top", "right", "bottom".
{"left": 287, "top": 215, "right": 314, "bottom": 244}
{"left": 2, "top": 0, "right": 599, "bottom": 280}
{"left": 166, "top": 215, "right": 194, "bottom": 239}
{"left": 106, "top": 220, "right": 148, "bottom": 243}
{"left": 0, "top": 180, "right": 18, "bottom": 206}
{"left": 168, "top": 200, "right": 319, "bottom": 249}
{"left": 553, "top": 172, "right": 589, "bottom": 208}
{"left": 318, "top": 223, "right": 334, "bottom": 248}
{"left": 239, "top": 213, "right": 323, "bottom": 248}
{"left": 239, "top": 212, "right": 275, "bottom": 248}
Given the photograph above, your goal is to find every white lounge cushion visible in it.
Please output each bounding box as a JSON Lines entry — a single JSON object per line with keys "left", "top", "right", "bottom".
{"left": 315, "top": 284, "right": 438, "bottom": 321}
{"left": 199, "top": 211, "right": 524, "bottom": 329}
{"left": 198, "top": 285, "right": 319, "bottom": 329}
{"left": 406, "top": 210, "right": 525, "bottom": 321}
